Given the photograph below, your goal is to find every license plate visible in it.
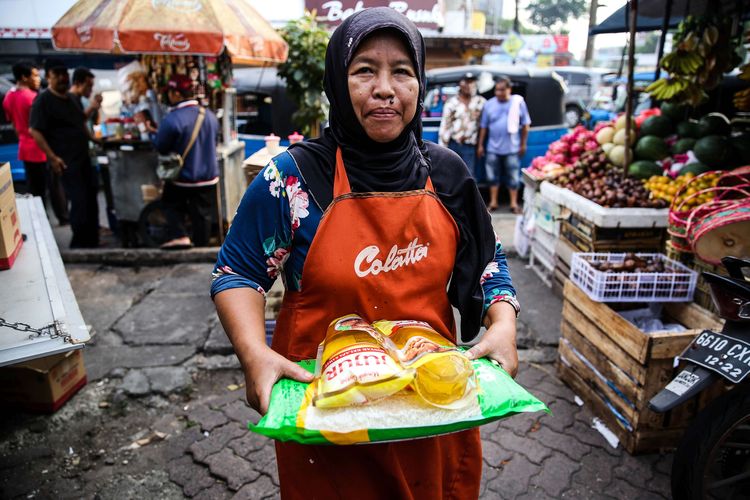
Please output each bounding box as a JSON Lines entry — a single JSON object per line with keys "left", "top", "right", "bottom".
{"left": 680, "top": 330, "right": 750, "bottom": 384}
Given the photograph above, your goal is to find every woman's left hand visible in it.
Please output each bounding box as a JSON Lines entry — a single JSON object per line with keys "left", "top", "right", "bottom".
{"left": 465, "top": 301, "right": 518, "bottom": 378}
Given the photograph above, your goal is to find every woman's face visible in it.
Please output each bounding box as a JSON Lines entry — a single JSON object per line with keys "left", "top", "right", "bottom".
{"left": 347, "top": 31, "right": 419, "bottom": 143}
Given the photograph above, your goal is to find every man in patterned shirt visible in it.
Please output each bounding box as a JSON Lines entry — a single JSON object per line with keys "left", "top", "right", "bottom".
{"left": 437, "top": 72, "right": 485, "bottom": 177}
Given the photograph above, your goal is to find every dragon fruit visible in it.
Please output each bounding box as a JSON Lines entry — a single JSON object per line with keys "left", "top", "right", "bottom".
{"left": 584, "top": 140, "right": 599, "bottom": 151}
{"left": 551, "top": 153, "right": 566, "bottom": 164}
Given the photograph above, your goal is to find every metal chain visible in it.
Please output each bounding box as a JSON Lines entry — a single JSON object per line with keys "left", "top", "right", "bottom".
{"left": 0, "top": 317, "right": 71, "bottom": 343}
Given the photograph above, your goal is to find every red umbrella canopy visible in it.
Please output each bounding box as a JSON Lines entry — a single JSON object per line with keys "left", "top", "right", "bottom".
{"left": 52, "top": 0, "right": 288, "bottom": 66}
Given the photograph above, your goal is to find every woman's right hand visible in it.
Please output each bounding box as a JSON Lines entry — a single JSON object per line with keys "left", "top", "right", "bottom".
{"left": 214, "top": 288, "right": 313, "bottom": 415}
{"left": 241, "top": 345, "right": 314, "bottom": 415}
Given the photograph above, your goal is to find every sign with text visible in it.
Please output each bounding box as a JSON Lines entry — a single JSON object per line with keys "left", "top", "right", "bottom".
{"left": 501, "top": 31, "right": 524, "bottom": 58}
{"left": 307, "top": 1, "right": 441, "bottom": 29}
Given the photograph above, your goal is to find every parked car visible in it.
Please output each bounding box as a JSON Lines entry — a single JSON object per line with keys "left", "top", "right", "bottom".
{"left": 423, "top": 65, "right": 568, "bottom": 180}
{"left": 551, "top": 66, "right": 613, "bottom": 127}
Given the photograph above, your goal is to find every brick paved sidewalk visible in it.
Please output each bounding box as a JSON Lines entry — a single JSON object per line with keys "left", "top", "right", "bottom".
{"left": 0, "top": 261, "right": 674, "bottom": 499}
{"left": 159, "top": 362, "right": 672, "bottom": 500}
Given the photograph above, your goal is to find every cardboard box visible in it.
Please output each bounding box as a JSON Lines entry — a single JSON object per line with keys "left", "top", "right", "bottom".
{"left": 0, "top": 162, "right": 23, "bottom": 269}
{"left": 0, "top": 349, "right": 88, "bottom": 412}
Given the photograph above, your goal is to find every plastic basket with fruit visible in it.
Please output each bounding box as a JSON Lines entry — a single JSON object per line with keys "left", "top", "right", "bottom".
{"left": 685, "top": 167, "right": 750, "bottom": 265}
{"left": 668, "top": 169, "right": 750, "bottom": 251}
{"left": 570, "top": 252, "right": 697, "bottom": 303}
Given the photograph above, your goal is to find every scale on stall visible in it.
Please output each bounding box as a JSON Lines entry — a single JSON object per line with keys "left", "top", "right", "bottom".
{"left": 0, "top": 196, "right": 90, "bottom": 367}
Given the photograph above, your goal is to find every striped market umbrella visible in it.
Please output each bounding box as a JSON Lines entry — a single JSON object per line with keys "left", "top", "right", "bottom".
{"left": 51, "top": 0, "right": 288, "bottom": 66}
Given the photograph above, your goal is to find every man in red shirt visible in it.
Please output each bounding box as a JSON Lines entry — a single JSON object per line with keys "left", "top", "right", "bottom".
{"left": 2, "top": 62, "right": 68, "bottom": 224}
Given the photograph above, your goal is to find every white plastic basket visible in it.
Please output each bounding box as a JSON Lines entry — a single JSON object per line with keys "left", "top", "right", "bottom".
{"left": 570, "top": 253, "right": 698, "bottom": 303}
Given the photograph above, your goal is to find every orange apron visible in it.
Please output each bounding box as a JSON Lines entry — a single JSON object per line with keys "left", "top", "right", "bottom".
{"left": 272, "top": 149, "right": 482, "bottom": 499}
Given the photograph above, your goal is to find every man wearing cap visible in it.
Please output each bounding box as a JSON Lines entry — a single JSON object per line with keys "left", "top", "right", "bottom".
{"left": 29, "top": 61, "right": 99, "bottom": 248}
{"left": 155, "top": 74, "right": 219, "bottom": 249}
{"left": 437, "top": 72, "right": 485, "bottom": 177}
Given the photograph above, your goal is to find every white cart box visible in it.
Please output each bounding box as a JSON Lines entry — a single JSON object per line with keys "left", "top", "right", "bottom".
{"left": 540, "top": 181, "right": 669, "bottom": 228}
{"left": 0, "top": 196, "right": 90, "bottom": 366}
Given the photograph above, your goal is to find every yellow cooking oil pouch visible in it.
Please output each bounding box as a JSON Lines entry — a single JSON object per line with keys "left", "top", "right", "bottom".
{"left": 311, "top": 314, "right": 414, "bottom": 409}
{"left": 372, "top": 320, "right": 476, "bottom": 409}
{"left": 249, "top": 315, "right": 549, "bottom": 446}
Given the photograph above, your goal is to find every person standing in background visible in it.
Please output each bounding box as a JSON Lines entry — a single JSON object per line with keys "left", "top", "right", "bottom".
{"left": 2, "top": 61, "right": 68, "bottom": 224}
{"left": 437, "top": 72, "right": 485, "bottom": 177}
{"left": 29, "top": 62, "right": 99, "bottom": 248}
{"left": 477, "top": 77, "right": 530, "bottom": 214}
{"left": 70, "top": 67, "right": 103, "bottom": 131}
{"left": 70, "top": 67, "right": 115, "bottom": 235}
{"left": 155, "top": 74, "right": 219, "bottom": 249}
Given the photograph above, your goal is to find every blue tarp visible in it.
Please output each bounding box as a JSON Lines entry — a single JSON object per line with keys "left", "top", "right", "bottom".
{"left": 590, "top": 5, "right": 684, "bottom": 36}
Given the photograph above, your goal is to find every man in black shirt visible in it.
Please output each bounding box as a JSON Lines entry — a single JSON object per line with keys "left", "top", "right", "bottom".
{"left": 29, "top": 62, "right": 99, "bottom": 248}
{"left": 71, "top": 67, "right": 103, "bottom": 128}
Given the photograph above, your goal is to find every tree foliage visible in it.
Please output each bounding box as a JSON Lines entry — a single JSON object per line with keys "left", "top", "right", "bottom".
{"left": 277, "top": 12, "right": 329, "bottom": 137}
{"left": 526, "top": 0, "right": 587, "bottom": 32}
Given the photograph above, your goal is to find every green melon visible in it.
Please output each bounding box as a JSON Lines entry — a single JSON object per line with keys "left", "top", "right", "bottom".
{"left": 672, "top": 138, "right": 696, "bottom": 155}
{"left": 679, "top": 162, "right": 711, "bottom": 176}
{"left": 676, "top": 120, "right": 701, "bottom": 138}
{"left": 696, "top": 114, "right": 730, "bottom": 137}
{"left": 635, "top": 135, "right": 670, "bottom": 161}
{"left": 660, "top": 102, "right": 688, "bottom": 122}
{"left": 693, "top": 135, "right": 730, "bottom": 167}
{"left": 730, "top": 133, "right": 750, "bottom": 164}
{"left": 640, "top": 115, "right": 674, "bottom": 138}
{"left": 628, "top": 160, "right": 662, "bottom": 179}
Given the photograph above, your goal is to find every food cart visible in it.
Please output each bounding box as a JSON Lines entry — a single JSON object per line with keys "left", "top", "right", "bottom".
{"left": 50, "top": 0, "right": 288, "bottom": 245}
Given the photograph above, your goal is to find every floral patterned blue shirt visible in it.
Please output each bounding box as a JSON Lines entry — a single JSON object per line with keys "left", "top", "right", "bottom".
{"left": 210, "top": 151, "right": 518, "bottom": 318}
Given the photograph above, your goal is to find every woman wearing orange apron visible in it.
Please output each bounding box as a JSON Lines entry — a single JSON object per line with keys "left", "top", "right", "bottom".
{"left": 212, "top": 8, "right": 520, "bottom": 499}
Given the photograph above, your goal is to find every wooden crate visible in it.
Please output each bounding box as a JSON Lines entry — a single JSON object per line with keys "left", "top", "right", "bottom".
{"left": 560, "top": 220, "right": 664, "bottom": 253}
{"left": 557, "top": 280, "right": 725, "bottom": 454}
{"left": 566, "top": 211, "right": 665, "bottom": 242}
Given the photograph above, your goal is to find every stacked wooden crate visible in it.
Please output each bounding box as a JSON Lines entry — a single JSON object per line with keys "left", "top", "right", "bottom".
{"left": 538, "top": 182, "right": 669, "bottom": 297}
{"left": 557, "top": 280, "right": 725, "bottom": 454}
{"left": 552, "top": 213, "right": 667, "bottom": 297}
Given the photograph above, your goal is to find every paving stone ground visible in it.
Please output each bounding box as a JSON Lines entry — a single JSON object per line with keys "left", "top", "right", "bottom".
{"left": 0, "top": 259, "right": 675, "bottom": 499}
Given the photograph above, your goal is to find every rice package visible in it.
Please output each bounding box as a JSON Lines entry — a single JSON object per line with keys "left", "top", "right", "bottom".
{"left": 249, "top": 316, "right": 549, "bottom": 445}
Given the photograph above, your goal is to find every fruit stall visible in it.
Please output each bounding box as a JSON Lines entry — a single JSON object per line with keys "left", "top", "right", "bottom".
{"left": 520, "top": 3, "right": 750, "bottom": 453}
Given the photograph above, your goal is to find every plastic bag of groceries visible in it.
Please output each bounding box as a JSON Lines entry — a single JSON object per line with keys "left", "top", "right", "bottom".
{"left": 249, "top": 315, "right": 548, "bottom": 445}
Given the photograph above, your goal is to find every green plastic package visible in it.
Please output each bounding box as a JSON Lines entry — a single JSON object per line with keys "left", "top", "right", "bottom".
{"left": 249, "top": 357, "right": 549, "bottom": 445}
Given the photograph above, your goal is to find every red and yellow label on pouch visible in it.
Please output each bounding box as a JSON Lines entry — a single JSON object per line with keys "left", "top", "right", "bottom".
{"left": 311, "top": 315, "right": 415, "bottom": 409}
{"left": 310, "top": 315, "right": 476, "bottom": 410}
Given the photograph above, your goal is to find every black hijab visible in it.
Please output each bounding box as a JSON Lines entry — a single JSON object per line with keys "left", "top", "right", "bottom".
{"left": 288, "top": 7, "right": 497, "bottom": 341}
